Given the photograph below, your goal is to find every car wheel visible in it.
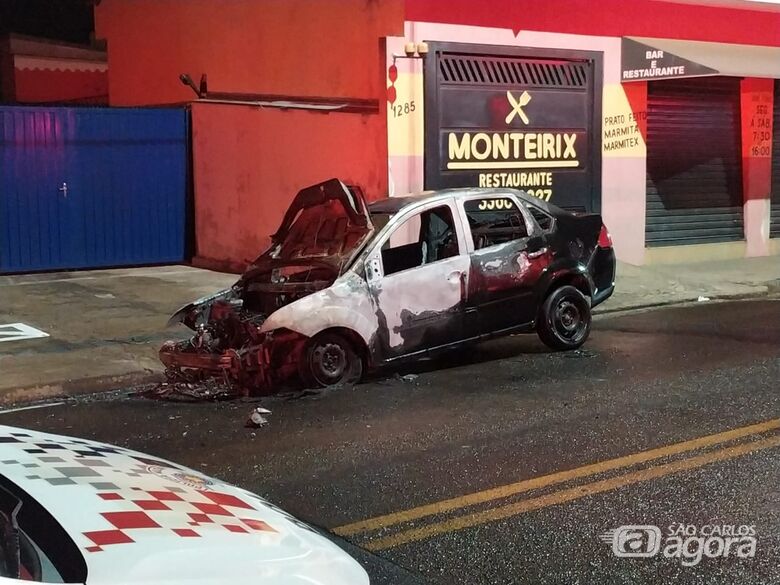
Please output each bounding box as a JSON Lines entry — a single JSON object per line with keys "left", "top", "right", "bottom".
{"left": 299, "top": 332, "right": 364, "bottom": 388}
{"left": 537, "top": 285, "right": 591, "bottom": 350}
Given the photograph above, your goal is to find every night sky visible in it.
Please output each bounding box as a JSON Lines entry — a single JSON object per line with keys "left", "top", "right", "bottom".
{"left": 0, "top": 0, "right": 95, "bottom": 45}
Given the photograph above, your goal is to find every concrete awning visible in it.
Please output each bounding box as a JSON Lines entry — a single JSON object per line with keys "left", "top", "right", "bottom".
{"left": 622, "top": 36, "right": 780, "bottom": 82}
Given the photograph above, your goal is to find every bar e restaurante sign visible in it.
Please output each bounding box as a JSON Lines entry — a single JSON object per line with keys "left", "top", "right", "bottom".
{"left": 621, "top": 38, "right": 717, "bottom": 82}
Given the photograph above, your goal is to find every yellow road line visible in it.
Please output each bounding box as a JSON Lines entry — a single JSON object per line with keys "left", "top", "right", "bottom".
{"left": 365, "top": 433, "right": 780, "bottom": 551}
{"left": 334, "top": 418, "right": 780, "bottom": 537}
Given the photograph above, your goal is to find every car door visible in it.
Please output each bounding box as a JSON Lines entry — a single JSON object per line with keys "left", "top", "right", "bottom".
{"left": 460, "top": 194, "right": 552, "bottom": 337}
{"left": 365, "top": 201, "right": 470, "bottom": 360}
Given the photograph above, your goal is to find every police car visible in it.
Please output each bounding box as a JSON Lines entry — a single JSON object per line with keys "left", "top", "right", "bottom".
{"left": 0, "top": 425, "right": 368, "bottom": 585}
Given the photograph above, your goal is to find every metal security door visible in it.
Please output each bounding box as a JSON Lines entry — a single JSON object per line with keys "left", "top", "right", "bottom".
{"left": 645, "top": 78, "right": 743, "bottom": 246}
{"left": 0, "top": 106, "right": 188, "bottom": 273}
{"left": 424, "top": 42, "right": 603, "bottom": 212}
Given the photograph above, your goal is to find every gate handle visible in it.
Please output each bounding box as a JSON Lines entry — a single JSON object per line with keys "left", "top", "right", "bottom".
{"left": 58, "top": 182, "right": 68, "bottom": 198}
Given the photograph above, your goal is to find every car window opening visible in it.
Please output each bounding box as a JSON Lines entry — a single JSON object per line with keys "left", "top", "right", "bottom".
{"left": 0, "top": 487, "right": 22, "bottom": 580}
{"left": 381, "top": 205, "right": 459, "bottom": 276}
{"left": 464, "top": 198, "right": 529, "bottom": 250}
{"left": 527, "top": 205, "right": 555, "bottom": 231}
{"left": 0, "top": 476, "right": 84, "bottom": 584}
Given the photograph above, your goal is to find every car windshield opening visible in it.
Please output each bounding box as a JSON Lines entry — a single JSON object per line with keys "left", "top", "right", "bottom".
{"left": 368, "top": 212, "right": 393, "bottom": 232}
{"left": 0, "top": 475, "right": 85, "bottom": 583}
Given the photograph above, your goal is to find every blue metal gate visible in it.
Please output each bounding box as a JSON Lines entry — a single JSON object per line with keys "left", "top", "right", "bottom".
{"left": 0, "top": 106, "right": 188, "bottom": 273}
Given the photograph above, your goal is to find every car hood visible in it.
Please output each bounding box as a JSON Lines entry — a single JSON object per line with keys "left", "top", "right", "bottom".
{"left": 241, "top": 178, "right": 374, "bottom": 283}
{"left": 0, "top": 425, "right": 368, "bottom": 585}
{"left": 168, "top": 179, "right": 374, "bottom": 329}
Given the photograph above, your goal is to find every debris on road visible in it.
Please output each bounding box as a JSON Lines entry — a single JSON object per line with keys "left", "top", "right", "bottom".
{"left": 276, "top": 385, "right": 342, "bottom": 401}
{"left": 562, "top": 348, "right": 598, "bottom": 359}
{"left": 697, "top": 295, "right": 711, "bottom": 302}
{"left": 246, "top": 406, "right": 272, "bottom": 428}
{"left": 377, "top": 372, "right": 421, "bottom": 385}
{"left": 134, "top": 370, "right": 239, "bottom": 402}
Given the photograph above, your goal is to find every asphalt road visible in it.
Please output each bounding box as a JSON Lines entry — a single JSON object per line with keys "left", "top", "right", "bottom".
{"left": 2, "top": 298, "right": 780, "bottom": 584}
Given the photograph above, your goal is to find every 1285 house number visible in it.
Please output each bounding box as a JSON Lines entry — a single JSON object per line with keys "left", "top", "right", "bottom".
{"left": 391, "top": 100, "right": 416, "bottom": 118}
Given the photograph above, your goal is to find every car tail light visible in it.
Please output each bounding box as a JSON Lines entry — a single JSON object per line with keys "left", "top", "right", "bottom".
{"left": 598, "top": 224, "right": 613, "bottom": 249}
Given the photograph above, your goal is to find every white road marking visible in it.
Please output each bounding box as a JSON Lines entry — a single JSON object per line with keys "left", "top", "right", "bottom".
{"left": 0, "top": 323, "right": 49, "bottom": 343}
{"left": 0, "top": 402, "right": 65, "bottom": 414}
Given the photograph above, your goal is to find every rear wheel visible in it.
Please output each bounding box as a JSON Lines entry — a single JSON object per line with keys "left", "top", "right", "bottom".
{"left": 537, "top": 285, "right": 591, "bottom": 350}
{"left": 299, "top": 331, "right": 364, "bottom": 388}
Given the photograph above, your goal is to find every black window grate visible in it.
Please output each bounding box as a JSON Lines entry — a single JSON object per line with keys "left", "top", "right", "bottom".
{"left": 438, "top": 54, "right": 588, "bottom": 88}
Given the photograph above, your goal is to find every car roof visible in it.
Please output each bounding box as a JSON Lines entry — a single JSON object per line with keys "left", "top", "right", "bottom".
{"left": 367, "top": 188, "right": 561, "bottom": 216}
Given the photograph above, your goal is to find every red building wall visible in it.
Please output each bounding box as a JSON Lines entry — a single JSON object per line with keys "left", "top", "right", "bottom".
{"left": 95, "top": 0, "right": 780, "bottom": 108}
{"left": 94, "top": 0, "right": 780, "bottom": 269}
{"left": 406, "top": 0, "right": 780, "bottom": 47}
{"left": 95, "top": 0, "right": 402, "bottom": 270}
{"left": 94, "top": 0, "right": 404, "bottom": 106}
{"left": 13, "top": 68, "right": 107, "bottom": 103}
{"left": 191, "top": 102, "right": 388, "bottom": 271}
{"left": 0, "top": 49, "right": 13, "bottom": 99}
{"left": 0, "top": 35, "right": 108, "bottom": 104}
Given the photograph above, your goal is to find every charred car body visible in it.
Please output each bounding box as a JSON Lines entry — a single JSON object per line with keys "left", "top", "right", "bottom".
{"left": 161, "top": 179, "right": 615, "bottom": 394}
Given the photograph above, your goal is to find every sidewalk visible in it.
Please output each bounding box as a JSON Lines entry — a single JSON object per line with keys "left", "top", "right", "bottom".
{"left": 600, "top": 256, "right": 780, "bottom": 313}
{"left": 1, "top": 257, "right": 778, "bottom": 404}
{"left": 0, "top": 266, "right": 235, "bottom": 403}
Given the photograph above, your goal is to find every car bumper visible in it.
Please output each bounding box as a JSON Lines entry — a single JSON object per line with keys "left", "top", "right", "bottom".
{"left": 159, "top": 328, "right": 308, "bottom": 395}
{"left": 590, "top": 247, "right": 616, "bottom": 308}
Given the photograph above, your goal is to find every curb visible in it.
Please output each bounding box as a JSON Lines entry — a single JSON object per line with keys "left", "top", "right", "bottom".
{"left": 0, "top": 370, "right": 163, "bottom": 407}
{"left": 594, "top": 289, "right": 774, "bottom": 316}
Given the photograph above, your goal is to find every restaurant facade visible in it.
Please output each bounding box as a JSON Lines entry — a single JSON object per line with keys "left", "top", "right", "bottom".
{"left": 385, "top": 1, "right": 780, "bottom": 265}
{"left": 93, "top": 0, "right": 780, "bottom": 268}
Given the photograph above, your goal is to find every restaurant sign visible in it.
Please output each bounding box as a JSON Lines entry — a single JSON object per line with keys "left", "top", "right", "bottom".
{"left": 621, "top": 38, "right": 717, "bottom": 82}
{"left": 424, "top": 43, "right": 602, "bottom": 212}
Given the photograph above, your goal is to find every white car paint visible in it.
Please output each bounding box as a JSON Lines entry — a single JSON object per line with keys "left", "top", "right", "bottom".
{"left": 0, "top": 425, "right": 369, "bottom": 585}
{"left": 259, "top": 271, "right": 379, "bottom": 348}
{"left": 260, "top": 197, "right": 475, "bottom": 357}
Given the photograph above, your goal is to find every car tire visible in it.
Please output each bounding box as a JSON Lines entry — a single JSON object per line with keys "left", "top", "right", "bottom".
{"left": 299, "top": 331, "right": 364, "bottom": 388}
{"left": 537, "top": 285, "right": 592, "bottom": 351}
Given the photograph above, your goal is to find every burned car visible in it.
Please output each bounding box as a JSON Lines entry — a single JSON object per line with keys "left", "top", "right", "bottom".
{"left": 161, "top": 179, "right": 615, "bottom": 394}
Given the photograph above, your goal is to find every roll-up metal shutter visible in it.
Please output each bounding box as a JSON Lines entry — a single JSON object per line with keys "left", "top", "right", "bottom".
{"left": 771, "top": 80, "right": 780, "bottom": 239}
{"left": 646, "top": 77, "right": 743, "bottom": 246}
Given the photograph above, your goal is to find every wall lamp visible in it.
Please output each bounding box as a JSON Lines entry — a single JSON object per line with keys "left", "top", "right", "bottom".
{"left": 179, "top": 73, "right": 208, "bottom": 98}
{"left": 392, "top": 42, "right": 428, "bottom": 65}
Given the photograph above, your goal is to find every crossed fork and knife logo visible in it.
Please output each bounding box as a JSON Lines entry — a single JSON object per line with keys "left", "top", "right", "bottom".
{"left": 505, "top": 90, "right": 532, "bottom": 125}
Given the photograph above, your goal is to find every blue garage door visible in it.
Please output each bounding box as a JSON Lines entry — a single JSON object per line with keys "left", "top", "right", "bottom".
{"left": 0, "top": 106, "right": 188, "bottom": 273}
